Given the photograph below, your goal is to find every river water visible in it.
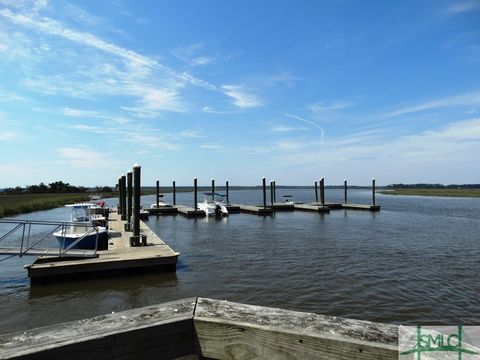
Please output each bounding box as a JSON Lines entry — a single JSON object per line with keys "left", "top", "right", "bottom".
{"left": 1, "top": 189, "right": 479, "bottom": 334}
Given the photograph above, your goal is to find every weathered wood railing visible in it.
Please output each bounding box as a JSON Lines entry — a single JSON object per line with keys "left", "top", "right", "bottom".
{"left": 0, "top": 298, "right": 398, "bottom": 359}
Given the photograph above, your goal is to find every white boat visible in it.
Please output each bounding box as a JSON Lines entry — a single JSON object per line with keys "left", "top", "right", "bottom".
{"left": 150, "top": 194, "right": 172, "bottom": 209}
{"left": 197, "top": 192, "right": 228, "bottom": 216}
{"left": 53, "top": 203, "right": 109, "bottom": 250}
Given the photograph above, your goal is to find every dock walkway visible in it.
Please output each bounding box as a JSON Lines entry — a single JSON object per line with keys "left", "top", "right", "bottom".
{"left": 25, "top": 212, "right": 179, "bottom": 284}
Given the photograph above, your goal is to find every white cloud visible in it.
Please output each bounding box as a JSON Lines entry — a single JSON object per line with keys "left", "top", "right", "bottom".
{"left": 382, "top": 92, "right": 480, "bottom": 118}
{"left": 445, "top": 1, "right": 480, "bottom": 14}
{"left": 222, "top": 85, "right": 262, "bottom": 108}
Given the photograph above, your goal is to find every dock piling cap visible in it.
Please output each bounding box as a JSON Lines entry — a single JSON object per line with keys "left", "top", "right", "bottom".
{"left": 133, "top": 163, "right": 140, "bottom": 168}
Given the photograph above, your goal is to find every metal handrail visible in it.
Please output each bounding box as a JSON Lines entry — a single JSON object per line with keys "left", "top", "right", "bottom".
{"left": 0, "top": 219, "right": 101, "bottom": 258}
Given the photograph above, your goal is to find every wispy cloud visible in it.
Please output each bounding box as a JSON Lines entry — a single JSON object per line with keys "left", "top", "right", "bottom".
{"left": 271, "top": 125, "right": 307, "bottom": 132}
{"left": 382, "top": 92, "right": 480, "bottom": 118}
{"left": 0, "top": 131, "right": 15, "bottom": 141}
{"left": 283, "top": 112, "right": 325, "bottom": 141}
{"left": 202, "top": 106, "right": 229, "bottom": 114}
{"left": 172, "top": 43, "right": 215, "bottom": 67}
{"left": 57, "top": 147, "right": 108, "bottom": 168}
{"left": 270, "top": 118, "right": 480, "bottom": 169}
{"left": 0, "top": 5, "right": 218, "bottom": 118}
{"left": 222, "top": 85, "right": 262, "bottom": 108}
{"left": 63, "top": 108, "right": 130, "bottom": 124}
{"left": 178, "top": 130, "right": 204, "bottom": 138}
{"left": 200, "top": 143, "right": 222, "bottom": 150}
{"left": 0, "top": 87, "right": 29, "bottom": 102}
{"left": 445, "top": 1, "right": 480, "bottom": 14}
{"left": 309, "top": 101, "right": 353, "bottom": 113}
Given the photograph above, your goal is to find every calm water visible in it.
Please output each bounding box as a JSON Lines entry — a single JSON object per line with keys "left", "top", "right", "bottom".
{"left": 1, "top": 189, "right": 480, "bottom": 334}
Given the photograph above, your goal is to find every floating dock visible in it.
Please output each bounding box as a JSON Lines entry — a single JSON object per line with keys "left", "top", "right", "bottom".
{"left": 25, "top": 212, "right": 179, "bottom": 284}
{"left": 144, "top": 201, "right": 379, "bottom": 218}
{"left": 342, "top": 203, "right": 381, "bottom": 211}
{"left": 0, "top": 297, "right": 399, "bottom": 360}
{"left": 238, "top": 204, "right": 274, "bottom": 215}
{"left": 294, "top": 204, "right": 331, "bottom": 213}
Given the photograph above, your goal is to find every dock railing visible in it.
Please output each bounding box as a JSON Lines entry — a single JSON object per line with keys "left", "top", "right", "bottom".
{"left": 0, "top": 219, "right": 100, "bottom": 260}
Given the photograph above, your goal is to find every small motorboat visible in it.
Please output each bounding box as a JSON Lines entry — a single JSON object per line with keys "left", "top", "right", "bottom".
{"left": 197, "top": 192, "right": 228, "bottom": 217}
{"left": 53, "top": 203, "right": 109, "bottom": 250}
{"left": 150, "top": 194, "right": 172, "bottom": 209}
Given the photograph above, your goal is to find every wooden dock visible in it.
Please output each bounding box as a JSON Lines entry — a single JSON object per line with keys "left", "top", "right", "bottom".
{"left": 238, "top": 204, "right": 274, "bottom": 215}
{"left": 25, "top": 212, "right": 179, "bottom": 284}
{"left": 269, "top": 202, "right": 295, "bottom": 211}
{"left": 342, "top": 204, "right": 381, "bottom": 211}
{"left": 176, "top": 205, "right": 206, "bottom": 217}
{"left": 294, "top": 204, "right": 330, "bottom": 213}
{"left": 147, "top": 206, "right": 179, "bottom": 215}
{"left": 0, "top": 297, "right": 399, "bottom": 360}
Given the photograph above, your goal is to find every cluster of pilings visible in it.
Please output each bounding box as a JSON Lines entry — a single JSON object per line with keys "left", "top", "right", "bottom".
{"left": 117, "top": 164, "right": 145, "bottom": 246}
{"left": 260, "top": 177, "right": 376, "bottom": 208}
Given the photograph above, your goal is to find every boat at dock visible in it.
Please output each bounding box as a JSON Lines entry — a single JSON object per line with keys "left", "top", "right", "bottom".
{"left": 197, "top": 192, "right": 228, "bottom": 216}
{"left": 53, "top": 203, "right": 109, "bottom": 250}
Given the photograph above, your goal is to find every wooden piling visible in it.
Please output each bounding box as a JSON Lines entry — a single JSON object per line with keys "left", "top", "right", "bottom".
{"left": 262, "top": 177, "right": 266, "bottom": 209}
{"left": 117, "top": 177, "right": 122, "bottom": 214}
{"left": 315, "top": 180, "right": 318, "bottom": 203}
{"left": 120, "top": 174, "right": 127, "bottom": 221}
{"left": 127, "top": 171, "right": 133, "bottom": 230}
{"left": 156, "top": 179, "right": 160, "bottom": 209}
{"left": 194, "top": 178, "right": 198, "bottom": 210}
{"left": 372, "top": 178, "right": 376, "bottom": 206}
{"left": 172, "top": 180, "right": 176, "bottom": 206}
{"left": 226, "top": 180, "right": 229, "bottom": 205}
{"left": 133, "top": 164, "right": 141, "bottom": 246}
{"left": 320, "top": 177, "right": 325, "bottom": 206}
{"left": 270, "top": 180, "right": 274, "bottom": 205}
{"left": 344, "top": 179, "right": 348, "bottom": 204}
{"left": 211, "top": 178, "right": 215, "bottom": 195}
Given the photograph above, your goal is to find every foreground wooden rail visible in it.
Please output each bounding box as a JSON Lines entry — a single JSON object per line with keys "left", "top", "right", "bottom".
{"left": 0, "top": 298, "right": 398, "bottom": 359}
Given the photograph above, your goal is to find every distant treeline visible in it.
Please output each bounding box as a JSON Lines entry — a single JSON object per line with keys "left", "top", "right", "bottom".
{"left": 386, "top": 184, "right": 480, "bottom": 189}
{"left": 1, "top": 181, "right": 113, "bottom": 195}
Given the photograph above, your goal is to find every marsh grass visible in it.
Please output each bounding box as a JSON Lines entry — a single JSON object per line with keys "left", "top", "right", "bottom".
{"left": 379, "top": 188, "right": 480, "bottom": 198}
{"left": 0, "top": 193, "right": 91, "bottom": 218}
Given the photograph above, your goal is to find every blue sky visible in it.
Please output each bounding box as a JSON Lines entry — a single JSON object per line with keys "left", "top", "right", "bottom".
{"left": 0, "top": 0, "right": 479, "bottom": 187}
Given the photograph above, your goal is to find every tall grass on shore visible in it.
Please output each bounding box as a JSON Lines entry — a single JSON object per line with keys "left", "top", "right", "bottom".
{"left": 0, "top": 193, "right": 92, "bottom": 218}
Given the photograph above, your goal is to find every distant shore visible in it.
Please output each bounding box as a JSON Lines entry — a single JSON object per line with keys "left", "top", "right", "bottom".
{"left": 378, "top": 188, "right": 480, "bottom": 198}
